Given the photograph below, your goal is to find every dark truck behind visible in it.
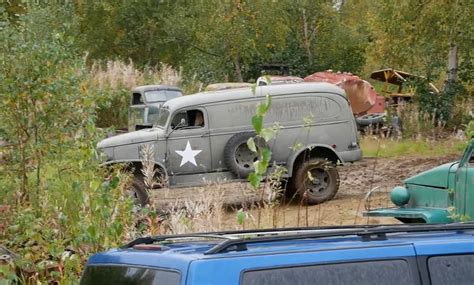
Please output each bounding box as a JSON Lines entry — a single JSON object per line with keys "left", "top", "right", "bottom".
{"left": 128, "top": 85, "right": 183, "bottom": 131}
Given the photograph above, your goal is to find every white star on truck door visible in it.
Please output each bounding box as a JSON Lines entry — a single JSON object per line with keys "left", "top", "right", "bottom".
{"left": 175, "top": 141, "right": 202, "bottom": 167}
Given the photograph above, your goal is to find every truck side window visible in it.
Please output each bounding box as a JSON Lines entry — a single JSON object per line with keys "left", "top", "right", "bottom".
{"left": 131, "top": 93, "right": 144, "bottom": 105}
{"left": 192, "top": 110, "right": 204, "bottom": 127}
{"left": 468, "top": 150, "right": 474, "bottom": 165}
{"left": 242, "top": 259, "right": 415, "bottom": 285}
{"left": 427, "top": 254, "right": 474, "bottom": 285}
{"left": 170, "top": 110, "right": 204, "bottom": 130}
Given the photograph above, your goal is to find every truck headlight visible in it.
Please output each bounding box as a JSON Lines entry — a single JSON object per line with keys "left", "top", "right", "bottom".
{"left": 390, "top": 186, "right": 410, "bottom": 206}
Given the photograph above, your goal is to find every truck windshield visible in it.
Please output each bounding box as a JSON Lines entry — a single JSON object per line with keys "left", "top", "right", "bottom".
{"left": 155, "top": 108, "right": 170, "bottom": 128}
{"left": 129, "top": 106, "right": 146, "bottom": 131}
{"left": 145, "top": 90, "right": 182, "bottom": 103}
{"left": 80, "top": 265, "right": 180, "bottom": 285}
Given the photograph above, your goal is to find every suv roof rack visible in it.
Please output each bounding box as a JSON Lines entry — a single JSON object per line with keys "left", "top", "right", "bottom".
{"left": 123, "top": 223, "right": 474, "bottom": 254}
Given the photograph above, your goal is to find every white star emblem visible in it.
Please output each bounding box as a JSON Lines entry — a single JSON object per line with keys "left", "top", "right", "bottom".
{"left": 175, "top": 141, "right": 202, "bottom": 167}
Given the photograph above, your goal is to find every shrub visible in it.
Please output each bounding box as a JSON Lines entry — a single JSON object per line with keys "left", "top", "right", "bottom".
{"left": 0, "top": 6, "right": 138, "bottom": 283}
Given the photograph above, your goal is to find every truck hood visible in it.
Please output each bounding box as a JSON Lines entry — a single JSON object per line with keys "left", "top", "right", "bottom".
{"left": 97, "top": 128, "right": 164, "bottom": 149}
{"left": 405, "top": 161, "right": 459, "bottom": 188}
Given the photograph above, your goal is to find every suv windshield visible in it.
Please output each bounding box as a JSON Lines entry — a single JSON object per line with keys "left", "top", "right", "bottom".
{"left": 145, "top": 90, "right": 182, "bottom": 103}
{"left": 155, "top": 108, "right": 170, "bottom": 128}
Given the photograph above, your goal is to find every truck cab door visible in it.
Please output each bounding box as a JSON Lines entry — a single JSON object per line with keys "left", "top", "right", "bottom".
{"left": 165, "top": 109, "right": 212, "bottom": 176}
{"left": 455, "top": 143, "right": 474, "bottom": 220}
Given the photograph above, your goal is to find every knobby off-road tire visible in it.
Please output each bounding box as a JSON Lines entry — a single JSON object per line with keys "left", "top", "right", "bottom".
{"left": 224, "top": 132, "right": 267, "bottom": 178}
{"left": 292, "top": 158, "right": 340, "bottom": 205}
{"left": 127, "top": 175, "right": 150, "bottom": 206}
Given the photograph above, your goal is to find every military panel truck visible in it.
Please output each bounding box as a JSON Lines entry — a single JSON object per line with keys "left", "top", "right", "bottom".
{"left": 97, "top": 83, "right": 362, "bottom": 206}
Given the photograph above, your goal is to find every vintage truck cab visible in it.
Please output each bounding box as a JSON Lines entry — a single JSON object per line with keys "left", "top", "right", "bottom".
{"left": 365, "top": 139, "right": 474, "bottom": 223}
{"left": 128, "top": 85, "right": 183, "bottom": 131}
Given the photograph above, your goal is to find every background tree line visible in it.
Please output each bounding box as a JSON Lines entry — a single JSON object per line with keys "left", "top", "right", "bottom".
{"left": 5, "top": 0, "right": 471, "bottom": 85}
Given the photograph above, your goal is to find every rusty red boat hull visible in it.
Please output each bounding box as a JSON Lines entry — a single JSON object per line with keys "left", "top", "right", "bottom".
{"left": 304, "top": 71, "right": 378, "bottom": 115}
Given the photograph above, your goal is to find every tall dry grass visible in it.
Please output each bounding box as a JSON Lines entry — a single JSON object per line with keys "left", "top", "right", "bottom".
{"left": 90, "top": 60, "right": 181, "bottom": 90}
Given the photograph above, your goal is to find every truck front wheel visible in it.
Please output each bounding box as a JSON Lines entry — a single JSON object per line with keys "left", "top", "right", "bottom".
{"left": 127, "top": 175, "right": 150, "bottom": 206}
{"left": 292, "top": 158, "right": 340, "bottom": 205}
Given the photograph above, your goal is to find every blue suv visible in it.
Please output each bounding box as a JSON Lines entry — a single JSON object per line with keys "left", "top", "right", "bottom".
{"left": 80, "top": 223, "right": 474, "bottom": 285}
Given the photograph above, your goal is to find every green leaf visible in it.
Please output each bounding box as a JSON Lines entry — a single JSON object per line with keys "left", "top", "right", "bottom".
{"left": 254, "top": 161, "right": 264, "bottom": 175}
{"left": 256, "top": 95, "right": 272, "bottom": 116}
{"left": 248, "top": 172, "right": 262, "bottom": 189}
{"left": 247, "top": 137, "right": 257, "bottom": 153}
{"left": 256, "top": 104, "right": 267, "bottom": 117}
{"left": 260, "top": 128, "right": 274, "bottom": 142}
{"left": 109, "top": 176, "right": 120, "bottom": 189}
{"left": 252, "top": 115, "right": 263, "bottom": 134}
{"left": 90, "top": 180, "right": 101, "bottom": 191}
{"left": 236, "top": 209, "right": 246, "bottom": 225}
{"left": 261, "top": 148, "right": 272, "bottom": 163}
{"left": 251, "top": 83, "right": 257, "bottom": 95}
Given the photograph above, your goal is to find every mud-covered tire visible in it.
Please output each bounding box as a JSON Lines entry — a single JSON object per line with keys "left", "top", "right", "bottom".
{"left": 127, "top": 175, "right": 150, "bottom": 206}
{"left": 292, "top": 158, "right": 340, "bottom": 205}
{"left": 224, "top": 132, "right": 266, "bottom": 178}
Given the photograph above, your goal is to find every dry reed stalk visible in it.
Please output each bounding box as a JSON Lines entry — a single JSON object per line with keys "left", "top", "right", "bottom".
{"left": 161, "top": 183, "right": 227, "bottom": 234}
{"left": 139, "top": 144, "right": 158, "bottom": 192}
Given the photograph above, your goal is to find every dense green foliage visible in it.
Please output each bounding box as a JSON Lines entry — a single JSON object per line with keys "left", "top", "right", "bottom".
{"left": 0, "top": 0, "right": 473, "bottom": 283}
{"left": 73, "top": 0, "right": 473, "bottom": 86}
{"left": 0, "top": 5, "right": 137, "bottom": 284}
{"left": 75, "top": 0, "right": 370, "bottom": 83}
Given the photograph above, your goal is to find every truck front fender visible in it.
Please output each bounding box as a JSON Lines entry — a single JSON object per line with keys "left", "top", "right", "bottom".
{"left": 364, "top": 207, "right": 452, "bottom": 224}
{"left": 100, "top": 159, "right": 169, "bottom": 179}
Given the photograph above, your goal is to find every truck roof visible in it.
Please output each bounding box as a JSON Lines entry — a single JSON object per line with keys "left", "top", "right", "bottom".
{"left": 86, "top": 223, "right": 474, "bottom": 270}
{"left": 131, "top": 85, "right": 182, "bottom": 93}
{"left": 162, "top": 82, "right": 346, "bottom": 112}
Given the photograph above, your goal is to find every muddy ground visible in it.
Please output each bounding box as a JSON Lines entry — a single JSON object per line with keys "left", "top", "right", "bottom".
{"left": 151, "top": 154, "right": 458, "bottom": 228}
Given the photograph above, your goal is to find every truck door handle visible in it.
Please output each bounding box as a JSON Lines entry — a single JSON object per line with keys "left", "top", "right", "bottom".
{"left": 200, "top": 131, "right": 210, "bottom": 137}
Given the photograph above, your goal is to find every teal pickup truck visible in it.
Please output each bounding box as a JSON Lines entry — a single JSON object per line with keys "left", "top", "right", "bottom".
{"left": 365, "top": 139, "right": 474, "bottom": 223}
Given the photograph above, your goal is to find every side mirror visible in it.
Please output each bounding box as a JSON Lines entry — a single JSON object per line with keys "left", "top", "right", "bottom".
{"left": 167, "top": 118, "right": 186, "bottom": 137}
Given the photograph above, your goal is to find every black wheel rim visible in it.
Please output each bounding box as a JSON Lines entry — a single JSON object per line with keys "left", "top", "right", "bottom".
{"left": 235, "top": 143, "right": 258, "bottom": 169}
{"left": 305, "top": 167, "right": 330, "bottom": 195}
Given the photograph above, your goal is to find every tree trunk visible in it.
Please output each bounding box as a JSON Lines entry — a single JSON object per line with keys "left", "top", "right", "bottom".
{"left": 234, "top": 53, "right": 243, "bottom": 82}
{"left": 444, "top": 42, "right": 458, "bottom": 94}
{"left": 302, "top": 8, "right": 313, "bottom": 64}
{"left": 447, "top": 42, "right": 458, "bottom": 83}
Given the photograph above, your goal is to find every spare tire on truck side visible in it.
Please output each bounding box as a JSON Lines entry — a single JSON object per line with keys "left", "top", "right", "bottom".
{"left": 223, "top": 132, "right": 268, "bottom": 178}
{"left": 356, "top": 113, "right": 385, "bottom": 127}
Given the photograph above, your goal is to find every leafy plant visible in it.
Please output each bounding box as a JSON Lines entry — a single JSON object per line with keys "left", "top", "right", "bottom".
{"left": 0, "top": 5, "right": 138, "bottom": 283}
{"left": 247, "top": 94, "right": 273, "bottom": 189}
{"left": 465, "top": 120, "right": 474, "bottom": 139}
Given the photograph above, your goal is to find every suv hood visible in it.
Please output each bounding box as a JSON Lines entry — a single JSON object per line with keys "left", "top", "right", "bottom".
{"left": 405, "top": 161, "right": 459, "bottom": 188}
{"left": 97, "top": 128, "right": 164, "bottom": 149}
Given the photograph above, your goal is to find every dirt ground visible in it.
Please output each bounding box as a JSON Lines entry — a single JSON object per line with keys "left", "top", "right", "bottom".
{"left": 152, "top": 154, "right": 459, "bottom": 229}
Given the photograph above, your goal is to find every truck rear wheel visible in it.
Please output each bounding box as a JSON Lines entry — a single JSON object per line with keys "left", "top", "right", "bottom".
{"left": 292, "top": 158, "right": 339, "bottom": 205}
